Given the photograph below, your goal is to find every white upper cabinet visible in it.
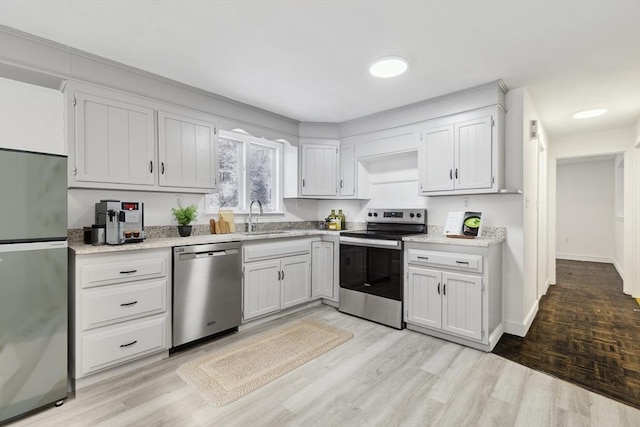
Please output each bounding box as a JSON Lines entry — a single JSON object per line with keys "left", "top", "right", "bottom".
{"left": 418, "top": 106, "right": 504, "bottom": 196}
{"left": 339, "top": 143, "right": 356, "bottom": 198}
{"left": 157, "top": 111, "right": 218, "bottom": 191}
{"left": 300, "top": 140, "right": 339, "bottom": 197}
{"left": 75, "top": 92, "right": 155, "bottom": 186}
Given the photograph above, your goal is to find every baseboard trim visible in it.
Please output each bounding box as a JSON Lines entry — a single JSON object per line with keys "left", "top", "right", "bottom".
{"left": 556, "top": 254, "right": 614, "bottom": 264}
{"left": 613, "top": 258, "right": 624, "bottom": 279}
{"left": 503, "top": 301, "right": 539, "bottom": 337}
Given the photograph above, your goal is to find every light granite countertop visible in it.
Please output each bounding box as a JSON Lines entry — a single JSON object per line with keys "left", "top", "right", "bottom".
{"left": 70, "top": 226, "right": 506, "bottom": 254}
{"left": 69, "top": 229, "right": 342, "bottom": 254}
{"left": 402, "top": 234, "right": 504, "bottom": 247}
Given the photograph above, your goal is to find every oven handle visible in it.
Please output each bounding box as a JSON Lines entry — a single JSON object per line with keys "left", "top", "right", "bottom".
{"left": 339, "top": 236, "right": 402, "bottom": 250}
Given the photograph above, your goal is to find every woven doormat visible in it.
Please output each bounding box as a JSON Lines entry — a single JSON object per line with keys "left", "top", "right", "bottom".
{"left": 176, "top": 319, "right": 353, "bottom": 406}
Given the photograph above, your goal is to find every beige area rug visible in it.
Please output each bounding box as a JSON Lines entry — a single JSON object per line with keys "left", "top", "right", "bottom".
{"left": 176, "top": 319, "right": 353, "bottom": 406}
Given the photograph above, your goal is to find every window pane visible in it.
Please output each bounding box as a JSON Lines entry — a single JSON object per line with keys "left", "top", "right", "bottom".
{"left": 249, "top": 143, "right": 276, "bottom": 212}
{"left": 210, "top": 138, "right": 241, "bottom": 210}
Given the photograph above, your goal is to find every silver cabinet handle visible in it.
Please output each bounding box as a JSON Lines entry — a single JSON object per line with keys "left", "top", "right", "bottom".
{"left": 149, "top": 161, "right": 153, "bottom": 173}
{"left": 120, "top": 340, "right": 137, "bottom": 348}
{"left": 443, "top": 284, "right": 446, "bottom": 296}
{"left": 161, "top": 162, "right": 165, "bottom": 174}
{"left": 277, "top": 270, "right": 281, "bottom": 280}
{"left": 120, "top": 301, "right": 138, "bottom": 307}
{"left": 302, "top": 178, "right": 305, "bottom": 187}
{"left": 455, "top": 168, "right": 458, "bottom": 179}
{"left": 417, "top": 256, "right": 429, "bottom": 260}
{"left": 340, "top": 180, "right": 343, "bottom": 188}
{"left": 456, "top": 261, "right": 469, "bottom": 265}
{"left": 119, "top": 269, "right": 138, "bottom": 274}
{"left": 449, "top": 169, "right": 453, "bottom": 180}
{"left": 437, "top": 283, "right": 440, "bottom": 295}
{"left": 281, "top": 270, "right": 285, "bottom": 280}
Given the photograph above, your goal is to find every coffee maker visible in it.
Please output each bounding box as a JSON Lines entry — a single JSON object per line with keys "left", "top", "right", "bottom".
{"left": 95, "top": 200, "right": 145, "bottom": 245}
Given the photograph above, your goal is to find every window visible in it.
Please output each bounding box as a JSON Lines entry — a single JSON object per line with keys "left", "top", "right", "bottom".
{"left": 206, "top": 130, "right": 282, "bottom": 213}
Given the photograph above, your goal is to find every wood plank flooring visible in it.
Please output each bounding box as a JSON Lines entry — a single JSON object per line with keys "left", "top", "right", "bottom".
{"left": 9, "top": 304, "right": 640, "bottom": 427}
{"left": 493, "top": 259, "right": 640, "bottom": 410}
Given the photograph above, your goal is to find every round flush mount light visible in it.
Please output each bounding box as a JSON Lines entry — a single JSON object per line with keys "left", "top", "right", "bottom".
{"left": 369, "top": 56, "right": 408, "bottom": 78}
{"left": 572, "top": 109, "right": 608, "bottom": 119}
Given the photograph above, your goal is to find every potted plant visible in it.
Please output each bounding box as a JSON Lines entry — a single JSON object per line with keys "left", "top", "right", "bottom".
{"left": 172, "top": 203, "right": 198, "bottom": 237}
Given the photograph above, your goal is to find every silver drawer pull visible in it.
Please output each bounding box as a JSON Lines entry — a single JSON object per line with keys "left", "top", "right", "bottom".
{"left": 455, "top": 261, "right": 469, "bottom": 265}
{"left": 120, "top": 340, "right": 137, "bottom": 348}
{"left": 119, "top": 269, "right": 138, "bottom": 274}
{"left": 364, "top": 283, "right": 372, "bottom": 287}
{"left": 120, "top": 301, "right": 138, "bottom": 307}
{"left": 417, "top": 256, "right": 429, "bottom": 260}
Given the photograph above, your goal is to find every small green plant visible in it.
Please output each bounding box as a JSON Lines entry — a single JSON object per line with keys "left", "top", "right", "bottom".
{"left": 171, "top": 204, "right": 198, "bottom": 226}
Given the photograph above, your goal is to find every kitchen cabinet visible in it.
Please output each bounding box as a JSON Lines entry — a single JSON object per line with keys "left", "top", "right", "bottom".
{"left": 69, "top": 84, "right": 218, "bottom": 193}
{"left": 300, "top": 140, "right": 339, "bottom": 197}
{"left": 242, "top": 238, "right": 311, "bottom": 321}
{"left": 157, "top": 110, "right": 218, "bottom": 191}
{"left": 74, "top": 92, "right": 156, "bottom": 187}
{"left": 69, "top": 248, "right": 171, "bottom": 387}
{"left": 418, "top": 106, "right": 504, "bottom": 195}
{"left": 311, "top": 240, "right": 335, "bottom": 299}
{"left": 404, "top": 242, "right": 502, "bottom": 351}
{"left": 339, "top": 143, "right": 356, "bottom": 197}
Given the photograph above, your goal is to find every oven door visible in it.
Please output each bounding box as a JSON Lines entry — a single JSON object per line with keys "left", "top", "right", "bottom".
{"left": 339, "top": 237, "right": 403, "bottom": 301}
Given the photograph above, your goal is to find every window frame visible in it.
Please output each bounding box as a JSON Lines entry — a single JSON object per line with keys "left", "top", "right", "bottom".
{"left": 205, "top": 129, "right": 284, "bottom": 215}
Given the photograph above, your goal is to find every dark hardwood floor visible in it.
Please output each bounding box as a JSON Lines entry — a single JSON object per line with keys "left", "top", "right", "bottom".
{"left": 493, "top": 259, "right": 640, "bottom": 409}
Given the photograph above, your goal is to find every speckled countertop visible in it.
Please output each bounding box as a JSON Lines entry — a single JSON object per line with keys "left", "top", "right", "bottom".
{"left": 403, "top": 225, "right": 506, "bottom": 247}
{"left": 69, "top": 229, "right": 341, "bottom": 254}
{"left": 70, "top": 225, "right": 507, "bottom": 254}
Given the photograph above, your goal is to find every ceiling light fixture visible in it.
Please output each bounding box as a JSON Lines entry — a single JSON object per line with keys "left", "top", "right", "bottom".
{"left": 572, "top": 109, "right": 607, "bottom": 119}
{"left": 369, "top": 56, "right": 408, "bottom": 78}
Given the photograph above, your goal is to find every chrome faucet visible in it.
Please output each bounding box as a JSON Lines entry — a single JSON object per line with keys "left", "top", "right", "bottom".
{"left": 248, "top": 200, "right": 263, "bottom": 232}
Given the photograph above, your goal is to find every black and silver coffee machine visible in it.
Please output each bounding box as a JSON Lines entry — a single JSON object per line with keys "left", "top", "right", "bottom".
{"left": 95, "top": 200, "right": 145, "bottom": 245}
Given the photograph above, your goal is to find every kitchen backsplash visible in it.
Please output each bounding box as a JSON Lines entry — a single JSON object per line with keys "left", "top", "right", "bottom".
{"left": 67, "top": 221, "right": 367, "bottom": 242}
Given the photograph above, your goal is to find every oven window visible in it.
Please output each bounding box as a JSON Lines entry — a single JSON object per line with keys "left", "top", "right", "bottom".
{"left": 339, "top": 244, "right": 403, "bottom": 300}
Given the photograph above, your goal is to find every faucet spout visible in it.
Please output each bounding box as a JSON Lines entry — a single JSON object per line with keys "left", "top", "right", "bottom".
{"left": 248, "top": 200, "right": 263, "bottom": 232}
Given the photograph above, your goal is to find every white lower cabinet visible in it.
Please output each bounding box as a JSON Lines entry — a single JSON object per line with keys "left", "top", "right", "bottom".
{"left": 242, "top": 239, "right": 311, "bottom": 321}
{"left": 70, "top": 248, "right": 172, "bottom": 384}
{"left": 311, "top": 240, "right": 334, "bottom": 299}
{"left": 404, "top": 242, "right": 502, "bottom": 351}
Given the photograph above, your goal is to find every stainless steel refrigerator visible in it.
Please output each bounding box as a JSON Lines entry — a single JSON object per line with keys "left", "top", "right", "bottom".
{"left": 0, "top": 148, "right": 68, "bottom": 423}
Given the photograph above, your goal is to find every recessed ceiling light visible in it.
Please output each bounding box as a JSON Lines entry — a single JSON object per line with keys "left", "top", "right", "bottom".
{"left": 369, "top": 56, "right": 408, "bottom": 78}
{"left": 572, "top": 109, "right": 607, "bottom": 119}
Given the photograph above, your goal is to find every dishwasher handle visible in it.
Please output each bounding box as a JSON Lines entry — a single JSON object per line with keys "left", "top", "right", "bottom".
{"left": 179, "top": 248, "right": 239, "bottom": 261}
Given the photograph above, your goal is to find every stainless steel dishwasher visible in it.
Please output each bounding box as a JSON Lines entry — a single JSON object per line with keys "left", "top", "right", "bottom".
{"left": 173, "top": 242, "right": 242, "bottom": 347}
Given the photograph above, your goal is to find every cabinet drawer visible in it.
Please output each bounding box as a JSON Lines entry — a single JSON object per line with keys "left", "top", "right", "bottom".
{"left": 407, "top": 249, "right": 482, "bottom": 273}
{"left": 81, "top": 256, "right": 167, "bottom": 288}
{"left": 82, "top": 279, "right": 167, "bottom": 330}
{"left": 243, "top": 239, "right": 310, "bottom": 262}
{"left": 82, "top": 317, "right": 167, "bottom": 375}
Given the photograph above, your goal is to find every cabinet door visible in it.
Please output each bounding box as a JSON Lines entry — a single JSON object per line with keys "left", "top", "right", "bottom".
{"left": 300, "top": 143, "right": 338, "bottom": 196}
{"left": 281, "top": 255, "right": 311, "bottom": 309}
{"left": 158, "top": 111, "right": 218, "bottom": 191}
{"left": 340, "top": 143, "right": 356, "bottom": 197}
{"left": 243, "top": 260, "right": 281, "bottom": 320}
{"left": 442, "top": 272, "right": 482, "bottom": 341}
{"left": 75, "top": 93, "right": 155, "bottom": 186}
{"left": 455, "top": 116, "right": 493, "bottom": 190}
{"left": 406, "top": 267, "right": 442, "bottom": 329}
{"left": 419, "top": 125, "right": 454, "bottom": 193}
{"left": 311, "top": 241, "right": 334, "bottom": 299}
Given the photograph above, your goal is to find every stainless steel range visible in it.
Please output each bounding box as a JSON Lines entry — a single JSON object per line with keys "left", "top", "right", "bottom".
{"left": 339, "top": 208, "right": 427, "bottom": 329}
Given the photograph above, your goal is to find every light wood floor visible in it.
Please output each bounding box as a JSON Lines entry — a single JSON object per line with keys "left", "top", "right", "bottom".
{"left": 11, "top": 305, "right": 640, "bottom": 427}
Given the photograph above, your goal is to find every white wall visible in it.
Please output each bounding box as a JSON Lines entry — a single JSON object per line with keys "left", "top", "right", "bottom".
{"left": 614, "top": 154, "right": 624, "bottom": 276}
{"left": 556, "top": 158, "right": 615, "bottom": 262}
{"left": 548, "top": 126, "right": 636, "bottom": 290}
{"left": 0, "top": 77, "right": 64, "bottom": 154}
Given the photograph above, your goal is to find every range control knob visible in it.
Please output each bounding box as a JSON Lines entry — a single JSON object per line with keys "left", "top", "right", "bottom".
{"left": 409, "top": 213, "right": 415, "bottom": 218}
{"left": 368, "top": 212, "right": 373, "bottom": 217}
{"left": 416, "top": 213, "right": 422, "bottom": 218}
{"left": 373, "top": 212, "right": 378, "bottom": 217}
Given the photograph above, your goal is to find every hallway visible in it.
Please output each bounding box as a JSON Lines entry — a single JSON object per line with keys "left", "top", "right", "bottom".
{"left": 493, "top": 259, "right": 640, "bottom": 409}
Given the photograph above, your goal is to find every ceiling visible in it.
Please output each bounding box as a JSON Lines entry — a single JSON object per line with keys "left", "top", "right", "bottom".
{"left": 1, "top": 1, "right": 639, "bottom": 139}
